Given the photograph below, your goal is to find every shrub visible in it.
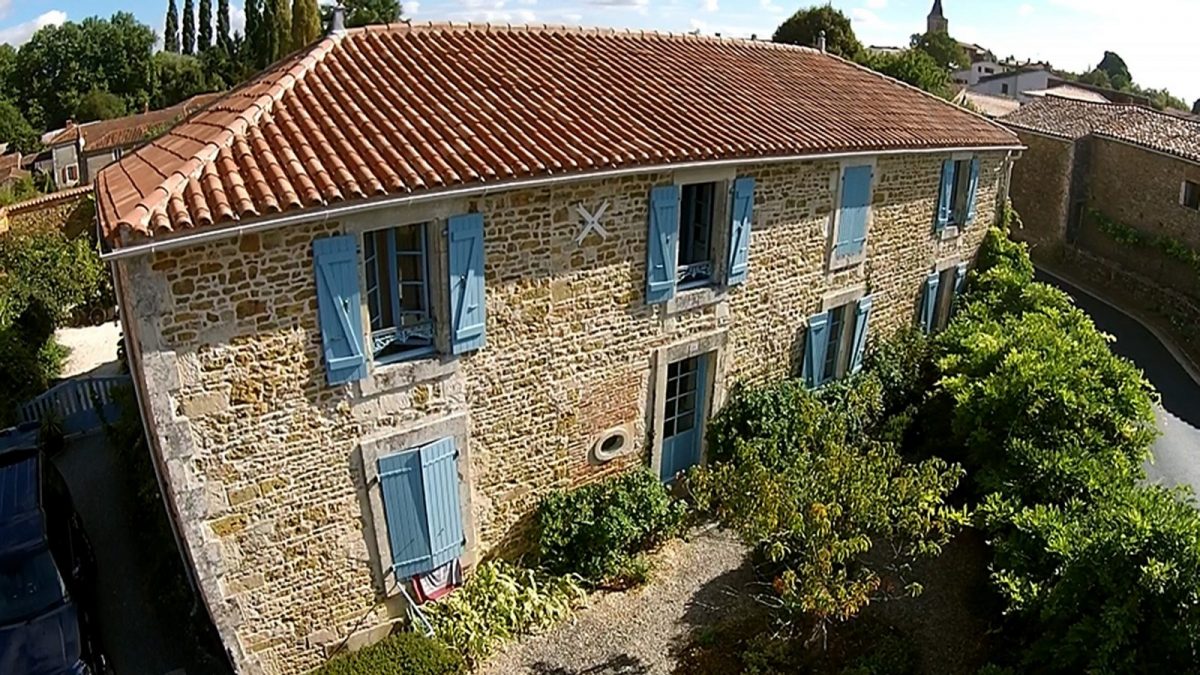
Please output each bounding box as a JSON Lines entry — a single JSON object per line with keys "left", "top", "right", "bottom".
{"left": 535, "top": 470, "right": 687, "bottom": 583}
{"left": 311, "top": 630, "right": 464, "bottom": 675}
{"left": 423, "top": 560, "right": 585, "bottom": 665}
{"left": 691, "top": 379, "right": 966, "bottom": 640}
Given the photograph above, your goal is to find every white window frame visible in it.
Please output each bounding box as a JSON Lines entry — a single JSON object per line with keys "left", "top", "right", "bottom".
{"left": 672, "top": 167, "right": 735, "bottom": 290}
{"left": 828, "top": 157, "right": 878, "bottom": 272}
{"left": 357, "top": 413, "right": 478, "bottom": 596}
{"left": 940, "top": 152, "right": 976, "bottom": 241}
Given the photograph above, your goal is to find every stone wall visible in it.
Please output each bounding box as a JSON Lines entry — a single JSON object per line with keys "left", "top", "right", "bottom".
{"left": 119, "top": 150, "right": 1006, "bottom": 674}
{"left": 0, "top": 188, "right": 95, "bottom": 239}
{"left": 1080, "top": 137, "right": 1200, "bottom": 300}
{"left": 1008, "top": 129, "right": 1073, "bottom": 250}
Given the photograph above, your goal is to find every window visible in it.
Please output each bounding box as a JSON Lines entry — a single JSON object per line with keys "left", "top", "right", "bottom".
{"left": 60, "top": 164, "right": 78, "bottom": 184}
{"left": 376, "top": 437, "right": 465, "bottom": 581}
{"left": 933, "top": 267, "right": 957, "bottom": 331}
{"left": 1001, "top": 83, "right": 1010, "bottom": 95}
{"left": 983, "top": 67, "right": 995, "bottom": 74}
{"left": 831, "top": 164, "right": 873, "bottom": 268}
{"left": 920, "top": 264, "right": 968, "bottom": 333}
{"left": 677, "top": 182, "right": 716, "bottom": 288}
{"left": 949, "top": 159, "right": 973, "bottom": 224}
{"left": 804, "top": 296, "right": 873, "bottom": 388}
{"left": 112, "top": 147, "right": 123, "bottom": 160}
{"left": 363, "top": 224, "right": 434, "bottom": 364}
{"left": 661, "top": 354, "right": 709, "bottom": 481}
{"left": 1182, "top": 180, "right": 1200, "bottom": 210}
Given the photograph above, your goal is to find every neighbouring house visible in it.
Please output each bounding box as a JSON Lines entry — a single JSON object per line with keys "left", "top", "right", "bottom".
{"left": 41, "top": 93, "right": 223, "bottom": 189}
{"left": 95, "top": 22, "right": 1021, "bottom": 674}
{"left": 972, "top": 68, "right": 1152, "bottom": 106}
{"left": 1001, "top": 96, "right": 1200, "bottom": 306}
{"left": 955, "top": 90, "right": 1022, "bottom": 119}
{"left": 0, "top": 152, "right": 30, "bottom": 190}
{"left": 952, "top": 60, "right": 1008, "bottom": 87}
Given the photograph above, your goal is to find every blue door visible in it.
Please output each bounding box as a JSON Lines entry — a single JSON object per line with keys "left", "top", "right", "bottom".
{"left": 661, "top": 355, "right": 708, "bottom": 481}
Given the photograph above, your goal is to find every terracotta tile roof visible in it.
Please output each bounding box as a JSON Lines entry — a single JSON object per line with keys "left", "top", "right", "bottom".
{"left": 1001, "top": 96, "right": 1200, "bottom": 164}
{"left": 1023, "top": 85, "right": 1110, "bottom": 105}
{"left": 0, "top": 185, "right": 92, "bottom": 217}
{"left": 96, "top": 23, "right": 1020, "bottom": 248}
{"left": 48, "top": 93, "right": 225, "bottom": 153}
{"left": 954, "top": 90, "right": 1020, "bottom": 118}
{"left": 0, "top": 152, "right": 28, "bottom": 185}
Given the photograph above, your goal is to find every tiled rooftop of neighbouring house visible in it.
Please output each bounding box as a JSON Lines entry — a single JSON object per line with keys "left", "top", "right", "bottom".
{"left": 47, "top": 93, "right": 225, "bottom": 153}
{"left": 95, "top": 22, "right": 1021, "bottom": 248}
{"left": 1001, "top": 96, "right": 1200, "bottom": 164}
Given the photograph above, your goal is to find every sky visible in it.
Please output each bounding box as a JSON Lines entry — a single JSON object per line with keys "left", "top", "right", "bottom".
{"left": 1, "top": 0, "right": 1198, "bottom": 104}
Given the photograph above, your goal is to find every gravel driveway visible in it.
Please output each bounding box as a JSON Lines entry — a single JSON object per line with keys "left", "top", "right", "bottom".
{"left": 481, "top": 528, "right": 757, "bottom": 675}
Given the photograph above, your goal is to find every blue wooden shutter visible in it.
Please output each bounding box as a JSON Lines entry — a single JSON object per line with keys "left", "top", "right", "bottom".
{"left": 836, "top": 166, "right": 873, "bottom": 259}
{"left": 646, "top": 185, "right": 680, "bottom": 304}
{"left": 965, "top": 158, "right": 981, "bottom": 224}
{"left": 727, "top": 177, "right": 755, "bottom": 286}
{"left": 420, "top": 437, "right": 465, "bottom": 570}
{"left": 448, "top": 213, "right": 486, "bottom": 354}
{"left": 921, "top": 271, "right": 940, "bottom": 333}
{"left": 803, "top": 312, "right": 830, "bottom": 389}
{"left": 954, "top": 262, "right": 969, "bottom": 296}
{"left": 936, "top": 160, "right": 955, "bottom": 231}
{"left": 849, "top": 296, "right": 873, "bottom": 375}
{"left": 378, "top": 449, "right": 433, "bottom": 580}
{"left": 313, "top": 235, "right": 367, "bottom": 385}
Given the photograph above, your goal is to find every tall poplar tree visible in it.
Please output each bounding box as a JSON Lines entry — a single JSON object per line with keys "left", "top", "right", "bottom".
{"left": 290, "top": 0, "right": 320, "bottom": 51}
{"left": 271, "top": 0, "right": 292, "bottom": 60}
{"left": 198, "top": 0, "right": 212, "bottom": 52}
{"left": 164, "top": 0, "right": 180, "bottom": 53}
{"left": 216, "top": 0, "right": 231, "bottom": 50}
{"left": 244, "top": 0, "right": 262, "bottom": 66}
{"left": 182, "top": 0, "right": 196, "bottom": 54}
{"left": 260, "top": 0, "right": 277, "bottom": 66}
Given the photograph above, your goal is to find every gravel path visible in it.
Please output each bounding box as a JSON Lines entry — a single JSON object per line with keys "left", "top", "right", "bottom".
{"left": 481, "top": 528, "right": 757, "bottom": 675}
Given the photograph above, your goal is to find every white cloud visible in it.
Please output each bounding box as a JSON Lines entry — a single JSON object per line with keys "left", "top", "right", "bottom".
{"left": 0, "top": 0, "right": 11, "bottom": 22}
{"left": 588, "top": 0, "right": 650, "bottom": 7}
{"left": 407, "top": 0, "right": 422, "bottom": 15}
{"left": 865, "top": 0, "right": 887, "bottom": 8}
{"left": 759, "top": 0, "right": 784, "bottom": 13}
{"left": 1017, "top": 3, "right": 1034, "bottom": 17}
{"left": 230, "top": 2, "right": 246, "bottom": 36}
{"left": 702, "top": 0, "right": 719, "bottom": 11}
{"left": 0, "top": 10, "right": 67, "bottom": 46}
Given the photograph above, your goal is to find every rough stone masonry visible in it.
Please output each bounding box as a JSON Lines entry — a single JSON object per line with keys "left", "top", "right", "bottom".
{"left": 115, "top": 151, "right": 1008, "bottom": 674}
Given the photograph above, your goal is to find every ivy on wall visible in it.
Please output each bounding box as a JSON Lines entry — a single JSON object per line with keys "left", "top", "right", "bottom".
{"left": 1089, "top": 206, "right": 1200, "bottom": 278}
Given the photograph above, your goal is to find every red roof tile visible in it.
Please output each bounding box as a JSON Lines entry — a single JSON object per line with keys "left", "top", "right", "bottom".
{"left": 48, "top": 93, "right": 225, "bottom": 152}
{"left": 96, "top": 23, "right": 1020, "bottom": 247}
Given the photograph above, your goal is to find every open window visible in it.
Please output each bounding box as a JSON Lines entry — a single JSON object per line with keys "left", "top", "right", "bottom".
{"left": 1181, "top": 180, "right": 1200, "bottom": 211}
{"left": 677, "top": 182, "right": 717, "bottom": 289}
{"left": 363, "top": 224, "right": 435, "bottom": 364}
{"left": 804, "top": 295, "right": 873, "bottom": 388}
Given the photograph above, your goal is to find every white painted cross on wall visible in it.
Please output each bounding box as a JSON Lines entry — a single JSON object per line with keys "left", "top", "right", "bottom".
{"left": 575, "top": 201, "right": 611, "bottom": 245}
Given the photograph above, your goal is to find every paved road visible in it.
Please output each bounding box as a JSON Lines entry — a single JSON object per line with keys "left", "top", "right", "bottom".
{"left": 1035, "top": 270, "right": 1200, "bottom": 495}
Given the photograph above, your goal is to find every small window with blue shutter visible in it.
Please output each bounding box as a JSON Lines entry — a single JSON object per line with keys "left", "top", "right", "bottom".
{"left": 832, "top": 165, "right": 873, "bottom": 268}
{"left": 727, "top": 177, "right": 755, "bottom": 286}
{"left": 805, "top": 295, "right": 873, "bottom": 386}
{"left": 936, "top": 156, "right": 981, "bottom": 231}
{"left": 378, "top": 437, "right": 466, "bottom": 583}
{"left": 677, "top": 183, "right": 716, "bottom": 289}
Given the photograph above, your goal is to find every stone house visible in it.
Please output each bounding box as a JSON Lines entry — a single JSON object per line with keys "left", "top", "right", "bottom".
{"left": 1002, "top": 96, "right": 1200, "bottom": 302}
{"left": 41, "top": 93, "right": 222, "bottom": 189}
{"left": 94, "top": 23, "right": 1020, "bottom": 674}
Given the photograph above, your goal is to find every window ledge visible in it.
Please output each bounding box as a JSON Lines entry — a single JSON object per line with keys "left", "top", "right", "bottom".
{"left": 665, "top": 284, "right": 728, "bottom": 315}
{"left": 938, "top": 225, "right": 962, "bottom": 242}
{"left": 356, "top": 353, "right": 460, "bottom": 397}
{"left": 828, "top": 254, "right": 865, "bottom": 274}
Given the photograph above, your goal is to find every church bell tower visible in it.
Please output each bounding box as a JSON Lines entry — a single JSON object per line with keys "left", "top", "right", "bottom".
{"left": 927, "top": 0, "right": 949, "bottom": 34}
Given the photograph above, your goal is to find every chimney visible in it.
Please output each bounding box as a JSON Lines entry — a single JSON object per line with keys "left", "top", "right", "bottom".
{"left": 817, "top": 30, "right": 827, "bottom": 52}
{"left": 329, "top": 5, "right": 347, "bottom": 35}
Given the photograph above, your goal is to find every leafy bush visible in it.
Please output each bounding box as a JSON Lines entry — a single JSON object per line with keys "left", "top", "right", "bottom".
{"left": 981, "top": 483, "right": 1200, "bottom": 672}
{"left": 535, "top": 470, "right": 687, "bottom": 583}
{"left": 691, "top": 377, "right": 966, "bottom": 639}
{"left": 424, "top": 560, "right": 585, "bottom": 665}
{"left": 311, "top": 630, "right": 464, "bottom": 675}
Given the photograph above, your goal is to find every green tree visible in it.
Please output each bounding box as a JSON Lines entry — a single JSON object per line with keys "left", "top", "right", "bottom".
{"left": 152, "top": 52, "right": 212, "bottom": 108}
{"left": 165, "top": 0, "right": 181, "bottom": 52}
{"left": 244, "top": 0, "right": 264, "bottom": 67}
{"left": 216, "top": 0, "right": 232, "bottom": 49}
{"left": 861, "top": 48, "right": 951, "bottom": 98}
{"left": 198, "top": 0, "right": 213, "bottom": 51}
{"left": 0, "top": 44, "right": 15, "bottom": 98}
{"left": 271, "top": 0, "right": 292, "bottom": 59}
{"left": 260, "top": 0, "right": 278, "bottom": 65}
{"left": 1097, "top": 50, "right": 1131, "bottom": 89}
{"left": 771, "top": 5, "right": 862, "bottom": 60}
{"left": 910, "top": 30, "right": 968, "bottom": 70}
{"left": 74, "top": 88, "right": 128, "bottom": 122}
{"left": 0, "top": 99, "right": 40, "bottom": 154}
{"left": 183, "top": 0, "right": 196, "bottom": 54}
{"left": 12, "top": 14, "right": 156, "bottom": 128}
{"left": 1078, "top": 68, "right": 1111, "bottom": 89}
{"left": 690, "top": 375, "right": 966, "bottom": 644}
{"left": 290, "top": 0, "right": 321, "bottom": 50}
